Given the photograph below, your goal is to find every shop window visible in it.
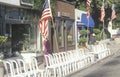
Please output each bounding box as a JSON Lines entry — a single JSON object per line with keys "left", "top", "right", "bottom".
{"left": 29, "top": 24, "right": 37, "bottom": 51}
{"left": 66, "top": 20, "right": 74, "bottom": 46}
{"left": 57, "top": 19, "right": 64, "bottom": 47}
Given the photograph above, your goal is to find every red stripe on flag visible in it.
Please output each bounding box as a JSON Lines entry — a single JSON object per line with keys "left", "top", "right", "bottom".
{"left": 86, "top": 0, "right": 92, "bottom": 10}
{"left": 111, "top": 4, "right": 116, "bottom": 20}
{"left": 38, "top": 0, "right": 52, "bottom": 39}
{"left": 86, "top": 11, "right": 90, "bottom": 19}
{"left": 100, "top": 3, "right": 105, "bottom": 22}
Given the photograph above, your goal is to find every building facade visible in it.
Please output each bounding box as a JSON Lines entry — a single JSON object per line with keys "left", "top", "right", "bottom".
{"left": 0, "top": 0, "right": 75, "bottom": 58}
{"left": 51, "top": 0, "right": 75, "bottom": 52}
{"left": 0, "top": 0, "right": 42, "bottom": 57}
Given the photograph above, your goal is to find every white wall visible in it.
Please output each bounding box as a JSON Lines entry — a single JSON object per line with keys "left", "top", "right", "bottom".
{"left": 75, "top": 9, "right": 86, "bottom": 21}
{"left": 75, "top": 9, "right": 86, "bottom": 49}
{"left": 108, "top": 21, "right": 120, "bottom": 38}
{"left": 0, "top": 0, "right": 20, "bottom": 6}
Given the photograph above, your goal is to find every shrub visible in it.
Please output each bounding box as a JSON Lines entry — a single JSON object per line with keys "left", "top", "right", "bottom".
{"left": 95, "top": 35, "right": 101, "bottom": 41}
{"left": 93, "top": 29, "right": 100, "bottom": 34}
{"left": 79, "top": 38, "right": 87, "bottom": 46}
{"left": 80, "top": 30, "right": 90, "bottom": 35}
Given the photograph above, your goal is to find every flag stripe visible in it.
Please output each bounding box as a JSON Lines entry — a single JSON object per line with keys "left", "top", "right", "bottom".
{"left": 38, "top": 0, "right": 52, "bottom": 39}
{"left": 86, "top": 0, "right": 92, "bottom": 19}
{"left": 111, "top": 4, "right": 116, "bottom": 20}
{"left": 100, "top": 3, "right": 105, "bottom": 22}
{"left": 86, "top": 11, "right": 90, "bottom": 19}
{"left": 86, "top": 0, "right": 92, "bottom": 10}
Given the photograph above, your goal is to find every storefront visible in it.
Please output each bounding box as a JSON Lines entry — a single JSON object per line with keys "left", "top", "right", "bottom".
{"left": 75, "top": 9, "right": 95, "bottom": 49}
{"left": 0, "top": 0, "right": 76, "bottom": 57}
{"left": 51, "top": 0, "right": 75, "bottom": 52}
{"left": 0, "top": 3, "right": 41, "bottom": 57}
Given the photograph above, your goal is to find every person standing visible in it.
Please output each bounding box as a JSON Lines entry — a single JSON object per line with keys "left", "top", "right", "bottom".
{"left": 43, "top": 37, "right": 52, "bottom": 55}
{"left": 89, "top": 33, "right": 96, "bottom": 45}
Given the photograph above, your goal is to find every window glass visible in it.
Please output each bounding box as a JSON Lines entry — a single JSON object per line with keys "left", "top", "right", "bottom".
{"left": 66, "top": 20, "right": 74, "bottom": 46}
{"left": 6, "top": 7, "right": 19, "bottom": 19}
{"left": 29, "top": 24, "right": 37, "bottom": 51}
{"left": 57, "top": 19, "right": 64, "bottom": 47}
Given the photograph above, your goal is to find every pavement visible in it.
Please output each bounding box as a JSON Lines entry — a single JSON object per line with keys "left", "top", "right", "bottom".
{"left": 65, "top": 38, "right": 120, "bottom": 77}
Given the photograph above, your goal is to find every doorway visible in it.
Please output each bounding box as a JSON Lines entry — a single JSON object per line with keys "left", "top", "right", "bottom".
{"left": 11, "top": 24, "right": 30, "bottom": 54}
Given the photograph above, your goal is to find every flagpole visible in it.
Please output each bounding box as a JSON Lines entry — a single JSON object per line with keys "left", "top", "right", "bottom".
{"left": 103, "top": 0, "right": 104, "bottom": 39}
{"left": 87, "top": 17, "right": 89, "bottom": 44}
{"left": 103, "top": 21, "right": 105, "bottom": 39}
{"left": 51, "top": 18, "right": 59, "bottom": 52}
{"left": 48, "top": 0, "right": 59, "bottom": 52}
{"left": 100, "top": 0, "right": 105, "bottom": 39}
{"left": 86, "top": 0, "right": 92, "bottom": 44}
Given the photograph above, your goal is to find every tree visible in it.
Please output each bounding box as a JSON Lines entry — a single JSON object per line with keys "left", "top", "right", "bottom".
{"left": 67, "top": 0, "right": 119, "bottom": 27}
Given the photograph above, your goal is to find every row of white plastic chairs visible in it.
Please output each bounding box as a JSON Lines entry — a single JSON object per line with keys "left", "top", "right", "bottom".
{"left": 44, "top": 48, "right": 94, "bottom": 77}
{"left": 3, "top": 57, "right": 48, "bottom": 77}
{"left": 91, "top": 43, "right": 111, "bottom": 60}
{"left": 2, "top": 43, "right": 110, "bottom": 77}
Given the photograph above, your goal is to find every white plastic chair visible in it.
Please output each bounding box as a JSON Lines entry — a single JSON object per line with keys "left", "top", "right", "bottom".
{"left": 29, "top": 57, "right": 48, "bottom": 77}
{"left": 3, "top": 60, "right": 13, "bottom": 77}
{"left": 16, "top": 58, "right": 34, "bottom": 77}
{"left": 44, "top": 54, "right": 62, "bottom": 77}
{"left": 5, "top": 59, "right": 33, "bottom": 77}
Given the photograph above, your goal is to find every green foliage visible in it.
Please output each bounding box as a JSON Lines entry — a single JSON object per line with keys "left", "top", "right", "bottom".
{"left": 33, "top": 0, "right": 44, "bottom": 10}
{"left": 0, "top": 36, "right": 8, "bottom": 59}
{"left": 79, "top": 38, "right": 87, "bottom": 43}
{"left": 93, "top": 29, "right": 101, "bottom": 34}
{"left": 78, "top": 38, "right": 87, "bottom": 46}
{"left": 32, "top": 0, "right": 56, "bottom": 13}
{"left": 0, "top": 36, "right": 8, "bottom": 46}
{"left": 80, "top": 30, "right": 90, "bottom": 35}
{"left": 95, "top": 35, "right": 101, "bottom": 41}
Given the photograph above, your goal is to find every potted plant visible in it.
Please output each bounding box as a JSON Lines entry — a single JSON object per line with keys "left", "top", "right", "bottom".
{"left": 93, "top": 29, "right": 101, "bottom": 43}
{"left": 80, "top": 30, "right": 90, "bottom": 37}
{"left": 78, "top": 30, "right": 89, "bottom": 47}
{"left": 93, "top": 29, "right": 100, "bottom": 35}
{"left": 78, "top": 38, "right": 88, "bottom": 47}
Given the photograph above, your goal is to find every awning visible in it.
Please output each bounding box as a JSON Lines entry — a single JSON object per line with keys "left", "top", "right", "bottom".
{"left": 81, "top": 13, "right": 95, "bottom": 27}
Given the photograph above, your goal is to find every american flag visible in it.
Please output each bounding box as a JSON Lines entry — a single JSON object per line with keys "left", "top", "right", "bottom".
{"left": 86, "top": 0, "right": 92, "bottom": 10}
{"left": 38, "top": 0, "right": 52, "bottom": 39}
{"left": 111, "top": 4, "right": 116, "bottom": 20}
{"left": 86, "top": 11, "right": 90, "bottom": 19}
{"left": 86, "top": 0, "right": 92, "bottom": 19}
{"left": 100, "top": 3, "right": 105, "bottom": 22}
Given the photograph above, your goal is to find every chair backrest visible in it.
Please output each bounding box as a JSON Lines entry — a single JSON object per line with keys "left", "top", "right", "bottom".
{"left": 52, "top": 53, "right": 59, "bottom": 64}
{"left": 3, "top": 60, "right": 13, "bottom": 77}
{"left": 8, "top": 60, "right": 19, "bottom": 75}
{"left": 44, "top": 54, "right": 54, "bottom": 67}
{"left": 29, "top": 57, "right": 39, "bottom": 71}
{"left": 16, "top": 59, "right": 27, "bottom": 73}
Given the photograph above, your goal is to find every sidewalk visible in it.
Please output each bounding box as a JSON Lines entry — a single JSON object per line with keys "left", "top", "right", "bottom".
{"left": 65, "top": 38, "right": 120, "bottom": 77}
{"left": 38, "top": 38, "right": 120, "bottom": 76}
{"left": 105, "top": 39, "right": 120, "bottom": 54}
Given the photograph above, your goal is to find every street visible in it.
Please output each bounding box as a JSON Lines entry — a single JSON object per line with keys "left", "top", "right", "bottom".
{"left": 66, "top": 49, "right": 120, "bottom": 77}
